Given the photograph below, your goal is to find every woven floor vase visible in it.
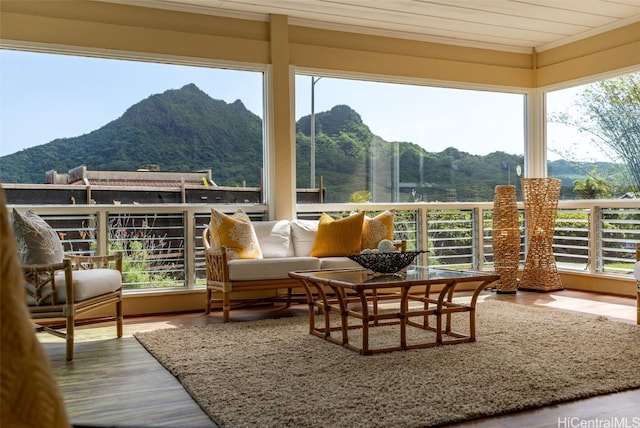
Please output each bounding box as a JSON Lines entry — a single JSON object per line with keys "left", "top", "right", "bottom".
{"left": 520, "top": 178, "right": 563, "bottom": 292}
{"left": 492, "top": 185, "right": 520, "bottom": 293}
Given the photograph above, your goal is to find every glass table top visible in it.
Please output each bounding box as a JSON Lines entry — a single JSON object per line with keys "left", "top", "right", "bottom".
{"left": 292, "top": 267, "right": 498, "bottom": 286}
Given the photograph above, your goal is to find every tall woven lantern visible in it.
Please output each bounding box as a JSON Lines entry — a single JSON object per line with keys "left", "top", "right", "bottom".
{"left": 520, "top": 178, "right": 563, "bottom": 291}
{"left": 492, "top": 185, "right": 520, "bottom": 293}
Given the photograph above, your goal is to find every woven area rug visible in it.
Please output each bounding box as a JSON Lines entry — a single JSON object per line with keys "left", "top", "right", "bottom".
{"left": 134, "top": 300, "right": 640, "bottom": 428}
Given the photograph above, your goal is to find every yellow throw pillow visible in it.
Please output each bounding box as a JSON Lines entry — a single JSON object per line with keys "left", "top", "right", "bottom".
{"left": 210, "top": 209, "right": 262, "bottom": 260}
{"left": 361, "top": 209, "right": 395, "bottom": 250}
{"left": 310, "top": 211, "right": 365, "bottom": 257}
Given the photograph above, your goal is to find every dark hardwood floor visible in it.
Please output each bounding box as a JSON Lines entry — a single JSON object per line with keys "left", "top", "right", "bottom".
{"left": 40, "top": 289, "right": 639, "bottom": 428}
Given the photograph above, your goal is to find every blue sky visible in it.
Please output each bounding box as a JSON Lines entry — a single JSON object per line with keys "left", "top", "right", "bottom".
{"left": 296, "top": 76, "right": 526, "bottom": 156}
{"left": 0, "top": 49, "right": 593, "bottom": 161}
{"left": 0, "top": 50, "right": 264, "bottom": 156}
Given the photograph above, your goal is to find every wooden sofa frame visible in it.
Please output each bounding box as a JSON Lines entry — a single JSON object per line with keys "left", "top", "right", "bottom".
{"left": 202, "top": 225, "right": 408, "bottom": 322}
{"left": 202, "top": 227, "right": 298, "bottom": 323}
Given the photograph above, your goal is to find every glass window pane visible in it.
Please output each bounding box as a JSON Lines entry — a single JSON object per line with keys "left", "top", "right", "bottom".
{"left": 546, "top": 72, "right": 640, "bottom": 200}
{"left": 295, "top": 75, "right": 525, "bottom": 203}
{"left": 0, "top": 50, "right": 265, "bottom": 192}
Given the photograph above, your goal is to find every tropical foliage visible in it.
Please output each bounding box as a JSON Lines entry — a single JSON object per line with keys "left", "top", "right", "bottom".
{"left": 551, "top": 73, "right": 640, "bottom": 193}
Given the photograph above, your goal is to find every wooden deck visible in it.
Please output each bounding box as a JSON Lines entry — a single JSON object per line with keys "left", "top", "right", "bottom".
{"left": 40, "top": 289, "right": 640, "bottom": 428}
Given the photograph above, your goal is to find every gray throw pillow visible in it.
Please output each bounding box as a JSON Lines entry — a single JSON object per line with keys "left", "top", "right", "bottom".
{"left": 11, "top": 208, "right": 65, "bottom": 265}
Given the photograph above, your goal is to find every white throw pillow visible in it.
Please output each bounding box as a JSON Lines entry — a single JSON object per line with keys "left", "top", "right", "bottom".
{"left": 252, "top": 220, "right": 294, "bottom": 258}
{"left": 11, "top": 209, "right": 65, "bottom": 265}
{"left": 290, "top": 219, "right": 319, "bottom": 257}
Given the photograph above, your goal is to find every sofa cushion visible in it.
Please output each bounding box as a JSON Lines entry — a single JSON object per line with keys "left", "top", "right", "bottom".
{"left": 227, "top": 257, "right": 320, "bottom": 281}
{"left": 634, "top": 261, "right": 640, "bottom": 281}
{"left": 11, "top": 209, "right": 65, "bottom": 265}
{"left": 252, "top": 220, "right": 294, "bottom": 258}
{"left": 290, "top": 219, "right": 319, "bottom": 257}
{"left": 319, "top": 257, "right": 361, "bottom": 270}
{"left": 210, "top": 209, "right": 262, "bottom": 260}
{"left": 310, "top": 212, "right": 365, "bottom": 258}
{"left": 26, "top": 268, "right": 121, "bottom": 305}
{"left": 361, "top": 209, "right": 395, "bottom": 250}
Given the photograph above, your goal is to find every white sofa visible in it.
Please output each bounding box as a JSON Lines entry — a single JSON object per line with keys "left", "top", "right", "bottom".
{"left": 203, "top": 219, "right": 362, "bottom": 322}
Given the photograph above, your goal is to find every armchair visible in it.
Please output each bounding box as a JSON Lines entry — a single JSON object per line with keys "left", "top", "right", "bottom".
{"left": 24, "top": 254, "right": 123, "bottom": 361}
{"left": 12, "top": 208, "right": 123, "bottom": 361}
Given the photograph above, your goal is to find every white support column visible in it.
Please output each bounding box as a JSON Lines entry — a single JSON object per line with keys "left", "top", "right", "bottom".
{"left": 263, "top": 64, "right": 276, "bottom": 219}
{"left": 524, "top": 89, "right": 547, "bottom": 178}
{"left": 268, "top": 14, "right": 296, "bottom": 220}
{"left": 184, "top": 209, "right": 196, "bottom": 288}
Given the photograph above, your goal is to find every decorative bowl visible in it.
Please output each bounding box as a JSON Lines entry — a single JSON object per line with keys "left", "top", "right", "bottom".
{"left": 348, "top": 251, "right": 423, "bottom": 274}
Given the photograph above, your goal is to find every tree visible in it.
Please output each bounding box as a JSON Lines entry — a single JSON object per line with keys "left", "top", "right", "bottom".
{"left": 554, "top": 73, "right": 640, "bottom": 193}
{"left": 573, "top": 175, "right": 611, "bottom": 199}
{"left": 349, "top": 190, "right": 371, "bottom": 203}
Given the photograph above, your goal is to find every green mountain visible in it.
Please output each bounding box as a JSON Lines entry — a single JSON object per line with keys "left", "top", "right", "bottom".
{"left": 295, "top": 106, "right": 530, "bottom": 201}
{"left": 0, "top": 83, "right": 625, "bottom": 201}
{"left": 0, "top": 84, "right": 263, "bottom": 186}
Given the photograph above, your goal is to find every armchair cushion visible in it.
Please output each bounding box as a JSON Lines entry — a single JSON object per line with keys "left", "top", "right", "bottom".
{"left": 11, "top": 209, "right": 64, "bottom": 265}
{"left": 25, "top": 268, "right": 122, "bottom": 306}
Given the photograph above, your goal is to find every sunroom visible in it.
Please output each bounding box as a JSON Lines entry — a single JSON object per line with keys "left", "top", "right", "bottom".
{"left": 1, "top": 0, "right": 638, "bottom": 317}
{"left": 2, "top": 1, "right": 640, "bottom": 427}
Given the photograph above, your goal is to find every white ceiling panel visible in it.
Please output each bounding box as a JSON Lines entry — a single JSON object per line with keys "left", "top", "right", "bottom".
{"left": 106, "top": 0, "right": 640, "bottom": 52}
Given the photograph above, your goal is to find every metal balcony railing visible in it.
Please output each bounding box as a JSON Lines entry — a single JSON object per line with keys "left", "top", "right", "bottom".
{"left": 8, "top": 199, "right": 639, "bottom": 292}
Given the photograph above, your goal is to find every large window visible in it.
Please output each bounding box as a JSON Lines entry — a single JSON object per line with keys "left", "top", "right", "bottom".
{"left": 0, "top": 49, "right": 267, "bottom": 289}
{"left": 545, "top": 73, "right": 640, "bottom": 273}
{"left": 546, "top": 72, "right": 640, "bottom": 200}
{"left": 294, "top": 75, "right": 525, "bottom": 203}
{"left": 0, "top": 50, "right": 265, "bottom": 189}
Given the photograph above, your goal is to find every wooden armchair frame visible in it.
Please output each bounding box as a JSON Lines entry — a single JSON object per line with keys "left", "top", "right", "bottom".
{"left": 24, "top": 253, "right": 123, "bottom": 361}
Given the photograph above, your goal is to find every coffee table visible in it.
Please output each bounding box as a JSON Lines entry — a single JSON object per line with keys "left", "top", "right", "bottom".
{"left": 289, "top": 267, "right": 499, "bottom": 355}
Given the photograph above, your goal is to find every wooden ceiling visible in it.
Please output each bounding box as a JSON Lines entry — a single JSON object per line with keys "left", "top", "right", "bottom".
{"left": 114, "top": 0, "right": 640, "bottom": 52}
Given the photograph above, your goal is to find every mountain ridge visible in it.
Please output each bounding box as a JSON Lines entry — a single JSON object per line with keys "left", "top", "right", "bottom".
{"left": 0, "top": 83, "right": 625, "bottom": 201}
